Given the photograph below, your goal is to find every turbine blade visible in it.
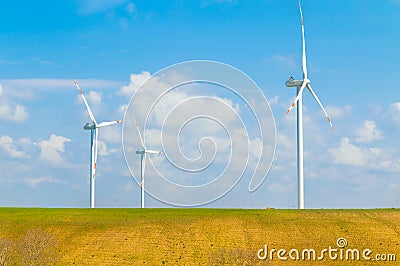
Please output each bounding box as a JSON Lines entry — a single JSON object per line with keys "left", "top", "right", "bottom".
{"left": 132, "top": 115, "right": 145, "bottom": 150}
{"left": 97, "top": 120, "right": 123, "bottom": 128}
{"left": 298, "top": 0, "right": 308, "bottom": 80}
{"left": 306, "top": 84, "right": 334, "bottom": 131}
{"left": 145, "top": 149, "right": 163, "bottom": 154}
{"left": 286, "top": 81, "right": 306, "bottom": 114}
{"left": 73, "top": 80, "right": 97, "bottom": 124}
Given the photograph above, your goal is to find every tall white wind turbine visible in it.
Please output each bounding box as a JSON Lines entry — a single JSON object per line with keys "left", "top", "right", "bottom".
{"left": 285, "top": 0, "right": 333, "bottom": 209}
{"left": 132, "top": 116, "right": 162, "bottom": 208}
{"left": 73, "top": 80, "right": 122, "bottom": 208}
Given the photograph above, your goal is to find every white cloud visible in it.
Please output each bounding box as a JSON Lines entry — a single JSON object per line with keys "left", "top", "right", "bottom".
{"left": 0, "top": 104, "right": 29, "bottom": 123}
{"left": 97, "top": 140, "right": 119, "bottom": 156}
{"left": 87, "top": 91, "right": 102, "bottom": 105}
{"left": 325, "top": 105, "right": 352, "bottom": 119}
{"left": 14, "top": 105, "right": 29, "bottom": 122}
{"left": 388, "top": 102, "right": 400, "bottom": 127}
{"left": 267, "top": 182, "right": 292, "bottom": 193}
{"left": 118, "top": 104, "right": 128, "bottom": 114}
{"left": 0, "top": 135, "right": 30, "bottom": 158}
{"left": 0, "top": 85, "right": 29, "bottom": 123}
{"left": 153, "top": 94, "right": 240, "bottom": 131}
{"left": 391, "top": 102, "right": 400, "bottom": 112}
{"left": 24, "top": 176, "right": 65, "bottom": 188}
{"left": 125, "top": 2, "right": 136, "bottom": 14}
{"left": 118, "top": 71, "right": 151, "bottom": 97}
{"left": 268, "top": 96, "right": 279, "bottom": 106}
{"left": 213, "top": 0, "right": 238, "bottom": 3}
{"left": 328, "top": 137, "right": 400, "bottom": 172}
{"left": 19, "top": 137, "right": 33, "bottom": 147}
{"left": 329, "top": 138, "right": 373, "bottom": 166}
{"left": 0, "top": 78, "right": 122, "bottom": 94}
{"left": 355, "top": 120, "right": 383, "bottom": 143}
{"left": 75, "top": 90, "right": 103, "bottom": 119}
{"left": 377, "top": 159, "right": 400, "bottom": 173}
{"left": 100, "top": 126, "right": 122, "bottom": 143}
{"left": 201, "top": 0, "right": 239, "bottom": 7}
{"left": 270, "top": 54, "right": 297, "bottom": 69}
{"left": 328, "top": 115, "right": 400, "bottom": 171}
{"left": 249, "top": 137, "right": 262, "bottom": 158}
{"left": 122, "top": 71, "right": 244, "bottom": 133}
{"left": 77, "top": 0, "right": 129, "bottom": 15}
{"left": 97, "top": 140, "right": 108, "bottom": 156}
{"left": 276, "top": 133, "right": 295, "bottom": 150}
{"left": 36, "top": 135, "right": 71, "bottom": 166}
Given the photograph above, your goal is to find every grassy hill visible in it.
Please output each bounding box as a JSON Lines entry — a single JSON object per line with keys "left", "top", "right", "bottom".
{"left": 0, "top": 208, "right": 399, "bottom": 265}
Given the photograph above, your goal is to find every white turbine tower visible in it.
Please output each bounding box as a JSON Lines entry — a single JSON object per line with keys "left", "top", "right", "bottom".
{"left": 285, "top": 0, "right": 333, "bottom": 209}
{"left": 132, "top": 116, "right": 162, "bottom": 208}
{"left": 73, "top": 80, "right": 122, "bottom": 208}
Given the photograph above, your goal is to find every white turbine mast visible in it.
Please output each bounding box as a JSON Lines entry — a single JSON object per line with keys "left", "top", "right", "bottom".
{"left": 132, "top": 116, "right": 163, "bottom": 209}
{"left": 73, "top": 80, "right": 122, "bottom": 208}
{"left": 285, "top": 0, "right": 333, "bottom": 209}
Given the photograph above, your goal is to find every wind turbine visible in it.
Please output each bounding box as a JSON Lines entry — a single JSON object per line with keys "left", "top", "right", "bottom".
{"left": 132, "top": 116, "right": 163, "bottom": 208}
{"left": 285, "top": 0, "right": 333, "bottom": 209}
{"left": 73, "top": 80, "right": 122, "bottom": 208}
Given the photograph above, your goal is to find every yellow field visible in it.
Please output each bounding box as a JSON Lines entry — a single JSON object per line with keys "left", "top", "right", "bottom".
{"left": 0, "top": 208, "right": 398, "bottom": 265}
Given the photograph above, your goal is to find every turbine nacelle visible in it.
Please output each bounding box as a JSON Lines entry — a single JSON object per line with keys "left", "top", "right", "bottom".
{"left": 136, "top": 149, "right": 145, "bottom": 155}
{"left": 285, "top": 77, "right": 311, "bottom": 88}
{"left": 84, "top": 123, "right": 95, "bottom": 130}
{"left": 285, "top": 77, "right": 303, "bottom": 87}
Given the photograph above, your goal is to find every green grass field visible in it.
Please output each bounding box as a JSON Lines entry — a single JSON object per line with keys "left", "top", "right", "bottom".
{"left": 0, "top": 208, "right": 399, "bottom": 265}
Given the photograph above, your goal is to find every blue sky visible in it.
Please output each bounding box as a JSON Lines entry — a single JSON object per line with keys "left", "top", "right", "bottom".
{"left": 0, "top": 0, "right": 399, "bottom": 208}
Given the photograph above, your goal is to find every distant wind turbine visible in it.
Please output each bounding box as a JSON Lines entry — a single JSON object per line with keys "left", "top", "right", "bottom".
{"left": 132, "top": 116, "right": 163, "bottom": 208}
{"left": 285, "top": 0, "right": 333, "bottom": 209}
{"left": 73, "top": 80, "right": 122, "bottom": 208}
